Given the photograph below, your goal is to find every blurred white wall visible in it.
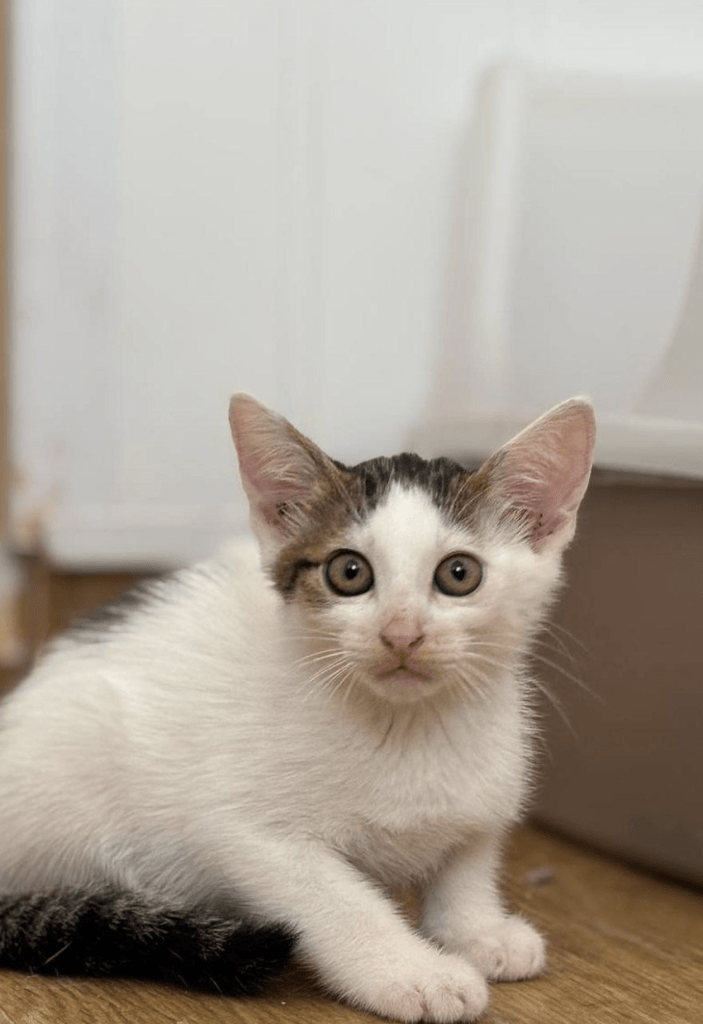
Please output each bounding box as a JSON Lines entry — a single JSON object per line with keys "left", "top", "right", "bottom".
{"left": 416, "top": 65, "right": 703, "bottom": 476}
{"left": 10, "top": 0, "right": 703, "bottom": 567}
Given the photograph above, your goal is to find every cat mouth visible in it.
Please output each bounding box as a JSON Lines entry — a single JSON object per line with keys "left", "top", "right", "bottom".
{"left": 376, "top": 664, "right": 429, "bottom": 684}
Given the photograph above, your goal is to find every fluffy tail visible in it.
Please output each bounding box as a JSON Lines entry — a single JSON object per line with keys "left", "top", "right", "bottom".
{"left": 0, "top": 888, "right": 295, "bottom": 994}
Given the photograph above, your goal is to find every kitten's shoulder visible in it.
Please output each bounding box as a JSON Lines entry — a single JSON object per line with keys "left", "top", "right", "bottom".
{"left": 43, "top": 535, "right": 270, "bottom": 655}
{"left": 0, "top": 535, "right": 273, "bottom": 721}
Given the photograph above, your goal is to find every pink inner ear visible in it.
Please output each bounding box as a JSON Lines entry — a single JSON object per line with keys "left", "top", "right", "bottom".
{"left": 512, "top": 463, "right": 582, "bottom": 547}
{"left": 495, "top": 400, "right": 595, "bottom": 551}
{"left": 251, "top": 478, "right": 309, "bottom": 533}
{"left": 229, "top": 393, "right": 327, "bottom": 541}
{"left": 237, "top": 445, "right": 307, "bottom": 506}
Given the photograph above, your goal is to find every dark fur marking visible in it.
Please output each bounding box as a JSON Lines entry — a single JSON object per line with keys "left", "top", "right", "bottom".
{"left": 271, "top": 452, "right": 494, "bottom": 600}
{"left": 278, "top": 559, "right": 321, "bottom": 597}
{"left": 342, "top": 453, "right": 469, "bottom": 513}
{"left": 67, "top": 576, "right": 172, "bottom": 643}
{"left": 0, "top": 888, "right": 295, "bottom": 995}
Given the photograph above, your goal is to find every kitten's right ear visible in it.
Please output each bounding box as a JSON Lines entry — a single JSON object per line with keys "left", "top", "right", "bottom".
{"left": 229, "top": 394, "right": 340, "bottom": 555}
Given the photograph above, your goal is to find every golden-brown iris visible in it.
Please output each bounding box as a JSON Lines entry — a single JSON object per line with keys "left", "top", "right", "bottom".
{"left": 325, "top": 550, "right": 374, "bottom": 597}
{"left": 434, "top": 553, "right": 483, "bottom": 596}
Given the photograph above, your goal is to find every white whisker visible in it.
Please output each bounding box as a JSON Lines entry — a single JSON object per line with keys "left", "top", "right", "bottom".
{"left": 528, "top": 677, "right": 577, "bottom": 738}
{"left": 527, "top": 651, "right": 602, "bottom": 702}
{"left": 542, "top": 619, "right": 588, "bottom": 652}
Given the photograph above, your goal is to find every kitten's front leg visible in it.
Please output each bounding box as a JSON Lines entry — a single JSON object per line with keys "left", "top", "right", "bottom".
{"left": 231, "top": 838, "right": 488, "bottom": 1023}
{"left": 421, "top": 833, "right": 546, "bottom": 982}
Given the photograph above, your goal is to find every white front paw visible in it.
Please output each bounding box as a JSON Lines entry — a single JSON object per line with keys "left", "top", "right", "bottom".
{"left": 345, "top": 948, "right": 489, "bottom": 1023}
{"left": 461, "top": 915, "right": 546, "bottom": 981}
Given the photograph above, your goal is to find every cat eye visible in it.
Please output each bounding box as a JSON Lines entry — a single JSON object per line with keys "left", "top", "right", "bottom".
{"left": 434, "top": 553, "right": 483, "bottom": 597}
{"left": 324, "top": 550, "right": 374, "bottom": 597}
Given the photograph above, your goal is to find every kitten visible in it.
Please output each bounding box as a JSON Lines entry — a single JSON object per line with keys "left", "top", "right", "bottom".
{"left": 0, "top": 394, "right": 595, "bottom": 1022}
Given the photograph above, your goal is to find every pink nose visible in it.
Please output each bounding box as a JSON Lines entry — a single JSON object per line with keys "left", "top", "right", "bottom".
{"left": 380, "top": 617, "right": 425, "bottom": 655}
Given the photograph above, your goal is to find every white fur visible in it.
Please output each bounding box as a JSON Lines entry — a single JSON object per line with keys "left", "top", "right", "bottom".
{"left": 0, "top": 483, "right": 569, "bottom": 1022}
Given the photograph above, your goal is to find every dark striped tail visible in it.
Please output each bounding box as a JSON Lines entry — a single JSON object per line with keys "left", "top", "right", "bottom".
{"left": 0, "top": 888, "right": 295, "bottom": 994}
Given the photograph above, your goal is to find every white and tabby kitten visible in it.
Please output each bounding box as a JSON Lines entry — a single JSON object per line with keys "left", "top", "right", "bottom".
{"left": 0, "top": 394, "right": 595, "bottom": 1022}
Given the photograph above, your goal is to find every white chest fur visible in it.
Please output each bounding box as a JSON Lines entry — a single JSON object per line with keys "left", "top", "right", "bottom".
{"left": 240, "top": 677, "right": 531, "bottom": 890}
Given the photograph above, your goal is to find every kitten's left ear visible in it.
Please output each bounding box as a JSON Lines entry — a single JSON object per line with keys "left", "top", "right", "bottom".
{"left": 484, "top": 397, "right": 596, "bottom": 553}
{"left": 229, "top": 394, "right": 343, "bottom": 556}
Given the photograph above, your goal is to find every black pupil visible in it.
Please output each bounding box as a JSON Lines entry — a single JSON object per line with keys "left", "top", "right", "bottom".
{"left": 451, "top": 560, "right": 466, "bottom": 581}
{"left": 344, "top": 560, "right": 360, "bottom": 580}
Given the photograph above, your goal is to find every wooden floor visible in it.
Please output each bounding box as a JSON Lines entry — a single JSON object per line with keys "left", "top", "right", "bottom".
{"left": 1, "top": 566, "right": 702, "bottom": 1023}
{"left": 0, "top": 824, "right": 700, "bottom": 1024}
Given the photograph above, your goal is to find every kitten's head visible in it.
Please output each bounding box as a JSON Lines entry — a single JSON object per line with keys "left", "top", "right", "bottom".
{"left": 229, "top": 395, "right": 595, "bottom": 704}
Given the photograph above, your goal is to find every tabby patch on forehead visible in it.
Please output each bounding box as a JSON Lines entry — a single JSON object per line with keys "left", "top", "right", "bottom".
{"left": 270, "top": 470, "right": 367, "bottom": 600}
{"left": 270, "top": 453, "right": 491, "bottom": 600}
{"left": 341, "top": 453, "right": 466, "bottom": 510}
{"left": 344, "top": 453, "right": 494, "bottom": 535}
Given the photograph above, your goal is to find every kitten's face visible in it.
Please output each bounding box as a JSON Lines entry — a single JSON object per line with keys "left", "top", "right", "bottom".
{"left": 278, "top": 479, "right": 560, "bottom": 704}
{"left": 229, "top": 392, "right": 595, "bottom": 705}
